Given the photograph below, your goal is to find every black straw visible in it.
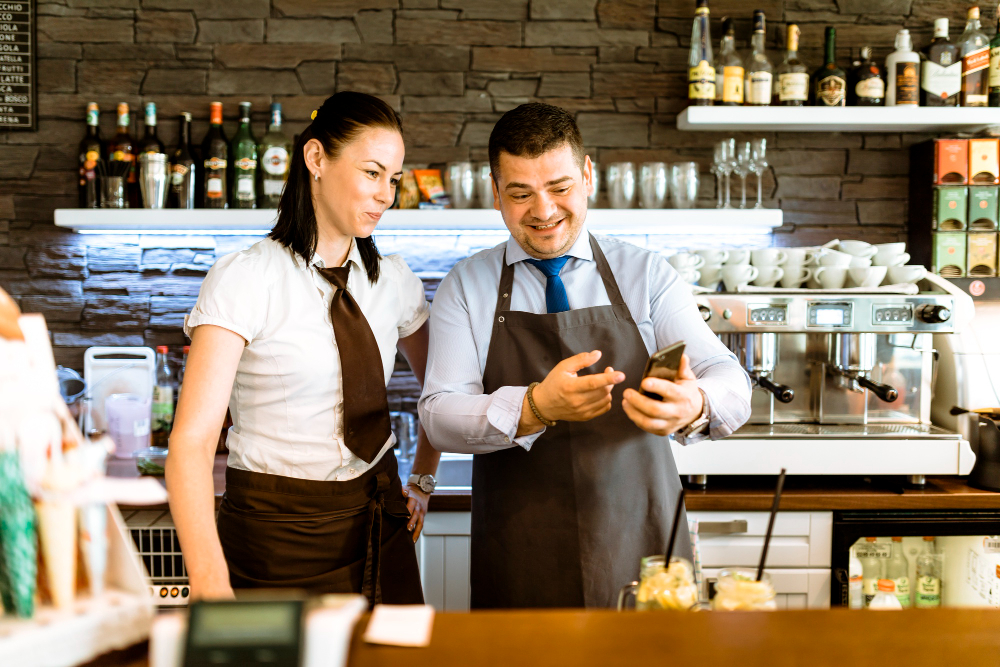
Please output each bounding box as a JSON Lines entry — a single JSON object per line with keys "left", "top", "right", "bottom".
{"left": 664, "top": 487, "right": 686, "bottom": 564}
{"left": 756, "top": 468, "right": 787, "bottom": 581}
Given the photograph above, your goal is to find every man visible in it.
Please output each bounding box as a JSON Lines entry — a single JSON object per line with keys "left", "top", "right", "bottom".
{"left": 418, "top": 103, "right": 751, "bottom": 609}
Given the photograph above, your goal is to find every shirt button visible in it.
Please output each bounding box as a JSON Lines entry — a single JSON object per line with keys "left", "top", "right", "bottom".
{"left": 504, "top": 436, "right": 510, "bottom": 443}
{"left": 349, "top": 468, "right": 356, "bottom": 475}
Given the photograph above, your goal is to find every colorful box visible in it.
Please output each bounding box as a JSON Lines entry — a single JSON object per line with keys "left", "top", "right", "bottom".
{"left": 969, "top": 137, "right": 1000, "bottom": 185}
{"left": 932, "top": 232, "right": 967, "bottom": 277}
{"left": 933, "top": 186, "right": 968, "bottom": 230}
{"left": 968, "top": 186, "right": 999, "bottom": 230}
{"left": 967, "top": 232, "right": 998, "bottom": 277}
{"left": 934, "top": 139, "right": 968, "bottom": 184}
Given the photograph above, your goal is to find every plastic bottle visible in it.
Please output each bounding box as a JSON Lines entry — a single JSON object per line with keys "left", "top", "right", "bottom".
{"left": 869, "top": 579, "right": 904, "bottom": 609}
{"left": 859, "top": 537, "right": 883, "bottom": 607}
{"left": 915, "top": 536, "right": 942, "bottom": 608}
{"left": 849, "top": 548, "right": 864, "bottom": 609}
{"left": 886, "top": 536, "right": 911, "bottom": 607}
{"left": 152, "top": 346, "right": 175, "bottom": 449}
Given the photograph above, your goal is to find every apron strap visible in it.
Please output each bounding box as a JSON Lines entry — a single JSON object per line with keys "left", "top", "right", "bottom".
{"left": 588, "top": 234, "right": 627, "bottom": 307}
{"left": 361, "top": 469, "right": 392, "bottom": 608}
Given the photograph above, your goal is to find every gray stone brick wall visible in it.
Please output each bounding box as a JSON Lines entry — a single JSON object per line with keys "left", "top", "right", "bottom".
{"left": 0, "top": 0, "right": 977, "bottom": 401}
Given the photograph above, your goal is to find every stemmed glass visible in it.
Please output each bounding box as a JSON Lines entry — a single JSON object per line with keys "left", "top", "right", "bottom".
{"left": 750, "top": 138, "right": 768, "bottom": 209}
{"left": 712, "top": 142, "right": 727, "bottom": 209}
{"left": 715, "top": 139, "right": 736, "bottom": 209}
{"left": 735, "top": 142, "right": 752, "bottom": 210}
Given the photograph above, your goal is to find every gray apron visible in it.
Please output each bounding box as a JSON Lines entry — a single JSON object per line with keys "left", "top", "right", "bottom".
{"left": 471, "top": 234, "right": 693, "bottom": 609}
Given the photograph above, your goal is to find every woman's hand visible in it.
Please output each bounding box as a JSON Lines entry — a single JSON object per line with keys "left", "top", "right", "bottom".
{"left": 402, "top": 484, "right": 430, "bottom": 542}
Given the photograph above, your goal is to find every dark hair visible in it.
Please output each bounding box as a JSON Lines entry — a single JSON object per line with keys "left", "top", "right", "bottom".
{"left": 269, "top": 91, "right": 402, "bottom": 284}
{"left": 488, "top": 102, "right": 585, "bottom": 181}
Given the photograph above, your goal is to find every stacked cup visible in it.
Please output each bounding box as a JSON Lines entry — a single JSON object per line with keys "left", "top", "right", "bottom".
{"left": 810, "top": 246, "right": 854, "bottom": 289}
{"left": 719, "top": 249, "right": 758, "bottom": 292}
{"left": 667, "top": 252, "right": 704, "bottom": 286}
{"left": 749, "top": 248, "right": 787, "bottom": 288}
{"left": 693, "top": 248, "right": 729, "bottom": 291}
{"left": 779, "top": 247, "right": 818, "bottom": 288}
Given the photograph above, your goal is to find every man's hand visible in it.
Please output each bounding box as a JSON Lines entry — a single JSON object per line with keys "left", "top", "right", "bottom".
{"left": 402, "top": 484, "right": 430, "bottom": 542}
{"left": 622, "top": 354, "right": 704, "bottom": 436}
{"left": 517, "top": 350, "right": 625, "bottom": 436}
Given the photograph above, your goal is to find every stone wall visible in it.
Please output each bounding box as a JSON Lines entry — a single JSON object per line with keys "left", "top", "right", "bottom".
{"left": 0, "top": 0, "right": 980, "bottom": 399}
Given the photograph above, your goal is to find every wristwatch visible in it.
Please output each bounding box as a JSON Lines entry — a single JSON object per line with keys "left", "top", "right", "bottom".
{"left": 407, "top": 474, "right": 437, "bottom": 494}
{"left": 675, "top": 389, "right": 710, "bottom": 440}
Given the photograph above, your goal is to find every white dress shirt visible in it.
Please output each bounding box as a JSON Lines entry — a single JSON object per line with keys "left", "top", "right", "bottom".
{"left": 185, "top": 237, "right": 429, "bottom": 481}
{"left": 418, "top": 228, "right": 752, "bottom": 454}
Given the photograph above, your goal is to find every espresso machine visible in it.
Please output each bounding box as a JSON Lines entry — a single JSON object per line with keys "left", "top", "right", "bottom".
{"left": 672, "top": 286, "right": 976, "bottom": 486}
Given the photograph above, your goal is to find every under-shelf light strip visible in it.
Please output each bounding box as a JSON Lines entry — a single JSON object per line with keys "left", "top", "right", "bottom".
{"left": 76, "top": 226, "right": 775, "bottom": 237}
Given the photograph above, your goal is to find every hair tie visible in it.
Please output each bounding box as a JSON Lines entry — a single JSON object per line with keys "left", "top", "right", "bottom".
{"left": 310, "top": 109, "right": 318, "bottom": 120}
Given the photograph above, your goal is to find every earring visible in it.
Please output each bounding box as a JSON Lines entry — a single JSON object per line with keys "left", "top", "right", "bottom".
{"left": 313, "top": 173, "right": 319, "bottom": 181}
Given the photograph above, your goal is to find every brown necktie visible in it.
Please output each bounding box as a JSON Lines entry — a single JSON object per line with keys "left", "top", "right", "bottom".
{"left": 317, "top": 265, "right": 392, "bottom": 464}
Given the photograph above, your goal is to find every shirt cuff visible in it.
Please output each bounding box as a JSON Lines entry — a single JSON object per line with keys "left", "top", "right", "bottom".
{"left": 485, "top": 385, "right": 546, "bottom": 451}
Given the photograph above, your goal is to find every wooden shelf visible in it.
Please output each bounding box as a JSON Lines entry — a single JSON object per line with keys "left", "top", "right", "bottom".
{"left": 54, "top": 207, "right": 782, "bottom": 236}
{"left": 677, "top": 106, "right": 1000, "bottom": 133}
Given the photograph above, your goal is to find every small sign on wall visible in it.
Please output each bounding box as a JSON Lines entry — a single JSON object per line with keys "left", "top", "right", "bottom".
{"left": 0, "top": 0, "right": 35, "bottom": 131}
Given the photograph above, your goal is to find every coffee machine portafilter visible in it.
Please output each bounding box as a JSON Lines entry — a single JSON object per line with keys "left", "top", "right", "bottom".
{"left": 725, "top": 332, "right": 795, "bottom": 403}
{"left": 828, "top": 333, "right": 899, "bottom": 403}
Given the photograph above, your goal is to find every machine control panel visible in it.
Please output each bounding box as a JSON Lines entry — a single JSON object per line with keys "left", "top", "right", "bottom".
{"left": 748, "top": 304, "right": 787, "bottom": 325}
{"left": 807, "top": 302, "right": 852, "bottom": 327}
{"left": 873, "top": 303, "right": 914, "bottom": 325}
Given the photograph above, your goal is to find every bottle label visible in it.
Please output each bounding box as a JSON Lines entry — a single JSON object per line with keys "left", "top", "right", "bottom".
{"left": 171, "top": 163, "right": 189, "bottom": 186}
{"left": 746, "top": 71, "right": 772, "bottom": 104}
{"left": 87, "top": 108, "right": 99, "bottom": 126}
{"left": 263, "top": 180, "right": 285, "bottom": 196}
{"left": 204, "top": 157, "right": 226, "bottom": 171}
{"left": 778, "top": 72, "right": 809, "bottom": 101}
{"left": 964, "top": 45, "right": 990, "bottom": 76}
{"left": 236, "top": 176, "right": 255, "bottom": 199}
{"left": 818, "top": 75, "right": 846, "bottom": 106}
{"left": 893, "top": 576, "right": 911, "bottom": 607}
{"left": 235, "top": 157, "right": 257, "bottom": 172}
{"left": 262, "top": 146, "right": 289, "bottom": 176}
{"left": 990, "top": 46, "right": 1000, "bottom": 88}
{"left": 207, "top": 178, "right": 224, "bottom": 197}
{"left": 112, "top": 150, "right": 134, "bottom": 163}
{"left": 895, "top": 62, "right": 919, "bottom": 104}
{"left": 722, "top": 65, "right": 744, "bottom": 103}
{"left": 715, "top": 72, "right": 724, "bottom": 101}
{"left": 688, "top": 60, "right": 716, "bottom": 100}
{"left": 856, "top": 76, "right": 886, "bottom": 100}
{"left": 915, "top": 576, "right": 941, "bottom": 607}
{"left": 152, "top": 385, "right": 174, "bottom": 431}
{"left": 922, "top": 60, "right": 963, "bottom": 98}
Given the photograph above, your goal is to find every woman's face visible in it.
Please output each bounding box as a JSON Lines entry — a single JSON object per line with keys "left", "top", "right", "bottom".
{"left": 306, "top": 127, "right": 404, "bottom": 240}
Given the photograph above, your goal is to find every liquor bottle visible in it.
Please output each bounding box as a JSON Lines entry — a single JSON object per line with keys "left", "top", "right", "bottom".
{"left": 776, "top": 24, "right": 809, "bottom": 106}
{"left": 106, "top": 103, "right": 137, "bottom": 207}
{"left": 78, "top": 102, "right": 102, "bottom": 208}
{"left": 169, "top": 112, "right": 196, "bottom": 209}
{"left": 960, "top": 6, "right": 991, "bottom": 107}
{"left": 849, "top": 46, "right": 885, "bottom": 106}
{"left": 151, "top": 346, "right": 175, "bottom": 449}
{"left": 687, "top": 0, "right": 716, "bottom": 106}
{"left": 258, "top": 103, "right": 293, "bottom": 208}
{"left": 744, "top": 9, "right": 773, "bottom": 106}
{"left": 137, "top": 102, "right": 163, "bottom": 155}
{"left": 812, "top": 26, "right": 847, "bottom": 106}
{"left": 886, "top": 537, "right": 911, "bottom": 608}
{"left": 990, "top": 6, "right": 1000, "bottom": 106}
{"left": 715, "top": 17, "right": 743, "bottom": 106}
{"left": 858, "top": 537, "right": 883, "bottom": 608}
{"left": 914, "top": 537, "right": 942, "bottom": 608}
{"left": 922, "top": 18, "right": 962, "bottom": 107}
{"left": 201, "top": 101, "right": 228, "bottom": 209}
{"left": 230, "top": 101, "right": 258, "bottom": 209}
{"left": 886, "top": 29, "right": 920, "bottom": 106}
{"left": 848, "top": 548, "right": 864, "bottom": 610}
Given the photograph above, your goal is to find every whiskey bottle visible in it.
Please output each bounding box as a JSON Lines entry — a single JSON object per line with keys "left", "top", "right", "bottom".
{"left": 201, "top": 101, "right": 228, "bottom": 209}
{"left": 989, "top": 6, "right": 1000, "bottom": 106}
{"left": 922, "top": 18, "right": 962, "bottom": 107}
{"left": 106, "top": 102, "right": 137, "bottom": 207}
{"left": 169, "top": 112, "right": 196, "bottom": 209}
{"left": 715, "top": 17, "right": 743, "bottom": 106}
{"left": 776, "top": 24, "right": 809, "bottom": 106}
{"left": 850, "top": 46, "right": 885, "bottom": 106}
{"left": 137, "top": 102, "right": 163, "bottom": 155}
{"left": 687, "top": 0, "right": 716, "bottom": 106}
{"left": 258, "top": 103, "right": 293, "bottom": 208}
{"left": 78, "top": 102, "right": 102, "bottom": 208}
{"left": 230, "top": 102, "right": 258, "bottom": 209}
{"left": 812, "top": 27, "right": 847, "bottom": 106}
{"left": 744, "top": 9, "right": 773, "bottom": 106}
{"left": 960, "top": 6, "right": 990, "bottom": 107}
{"left": 886, "top": 30, "right": 919, "bottom": 106}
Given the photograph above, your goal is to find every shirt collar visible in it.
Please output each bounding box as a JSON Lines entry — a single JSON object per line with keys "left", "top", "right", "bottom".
{"left": 505, "top": 225, "right": 593, "bottom": 266}
{"left": 310, "top": 237, "right": 363, "bottom": 274}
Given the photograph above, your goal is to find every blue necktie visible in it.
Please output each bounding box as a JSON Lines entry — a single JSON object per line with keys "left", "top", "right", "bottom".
{"left": 526, "top": 256, "right": 571, "bottom": 314}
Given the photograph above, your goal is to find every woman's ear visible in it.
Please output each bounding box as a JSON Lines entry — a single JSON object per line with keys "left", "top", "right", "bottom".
{"left": 302, "top": 138, "right": 325, "bottom": 181}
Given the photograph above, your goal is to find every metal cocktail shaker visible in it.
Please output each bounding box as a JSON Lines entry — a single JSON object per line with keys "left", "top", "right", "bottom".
{"left": 139, "top": 153, "right": 170, "bottom": 209}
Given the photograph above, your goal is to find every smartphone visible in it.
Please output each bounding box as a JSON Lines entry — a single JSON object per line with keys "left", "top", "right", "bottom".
{"left": 641, "top": 341, "right": 686, "bottom": 400}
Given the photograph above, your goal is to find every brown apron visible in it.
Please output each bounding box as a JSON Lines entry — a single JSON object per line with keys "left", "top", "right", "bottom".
{"left": 471, "top": 234, "right": 692, "bottom": 609}
{"left": 217, "top": 450, "right": 423, "bottom": 607}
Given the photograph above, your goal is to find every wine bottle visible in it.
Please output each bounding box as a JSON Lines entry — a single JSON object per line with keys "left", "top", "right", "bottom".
{"left": 812, "top": 27, "right": 847, "bottom": 106}
{"left": 716, "top": 17, "right": 743, "bottom": 106}
{"left": 169, "top": 112, "right": 196, "bottom": 209}
{"left": 886, "top": 30, "right": 919, "bottom": 106}
{"left": 78, "top": 102, "right": 102, "bottom": 208}
{"left": 137, "top": 102, "right": 163, "bottom": 155}
{"left": 106, "top": 102, "right": 137, "bottom": 207}
{"left": 960, "top": 6, "right": 990, "bottom": 107}
{"left": 744, "top": 9, "right": 772, "bottom": 106}
{"left": 850, "top": 46, "right": 885, "bottom": 106}
{"left": 201, "top": 102, "right": 228, "bottom": 209}
{"left": 776, "top": 24, "right": 809, "bottom": 106}
{"left": 989, "top": 7, "right": 1000, "bottom": 106}
{"left": 230, "top": 102, "right": 258, "bottom": 209}
{"left": 922, "top": 18, "right": 962, "bottom": 107}
{"left": 687, "top": 0, "right": 716, "bottom": 106}
{"left": 258, "top": 103, "right": 293, "bottom": 208}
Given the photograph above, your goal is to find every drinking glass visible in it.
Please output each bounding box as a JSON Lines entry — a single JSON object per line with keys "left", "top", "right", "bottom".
{"left": 711, "top": 568, "right": 777, "bottom": 611}
{"left": 617, "top": 556, "right": 699, "bottom": 611}
{"left": 607, "top": 162, "right": 636, "bottom": 209}
{"left": 639, "top": 162, "right": 668, "bottom": 209}
{"left": 101, "top": 176, "right": 126, "bottom": 209}
{"left": 735, "top": 141, "right": 752, "bottom": 210}
{"left": 475, "top": 162, "right": 494, "bottom": 209}
{"left": 750, "top": 138, "right": 768, "bottom": 209}
{"left": 589, "top": 161, "right": 600, "bottom": 206}
{"left": 444, "top": 161, "right": 475, "bottom": 209}
{"left": 722, "top": 138, "right": 736, "bottom": 209}
{"left": 669, "top": 162, "right": 699, "bottom": 209}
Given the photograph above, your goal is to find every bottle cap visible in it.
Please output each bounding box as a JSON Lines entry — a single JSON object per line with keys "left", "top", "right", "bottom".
{"left": 877, "top": 579, "right": 895, "bottom": 592}
{"left": 157, "top": 345, "right": 169, "bottom": 353}
{"left": 968, "top": 6, "right": 979, "bottom": 19}
{"left": 923, "top": 536, "right": 935, "bottom": 541}
{"left": 866, "top": 537, "right": 878, "bottom": 542}
{"left": 892, "top": 536, "right": 902, "bottom": 542}
{"left": 895, "top": 28, "right": 912, "bottom": 51}
{"left": 933, "top": 18, "right": 949, "bottom": 36}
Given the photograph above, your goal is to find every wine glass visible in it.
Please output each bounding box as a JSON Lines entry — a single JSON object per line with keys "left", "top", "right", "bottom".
{"left": 712, "top": 142, "right": 727, "bottom": 209}
{"left": 735, "top": 142, "right": 752, "bottom": 210}
{"left": 722, "top": 138, "right": 736, "bottom": 209}
{"left": 750, "top": 138, "right": 768, "bottom": 209}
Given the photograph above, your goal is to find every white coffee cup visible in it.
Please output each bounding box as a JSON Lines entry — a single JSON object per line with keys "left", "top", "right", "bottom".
{"left": 886, "top": 264, "right": 927, "bottom": 285}
{"left": 668, "top": 252, "right": 706, "bottom": 271}
{"left": 677, "top": 268, "right": 701, "bottom": 284}
{"left": 724, "top": 249, "right": 752, "bottom": 265}
{"left": 783, "top": 247, "right": 818, "bottom": 266}
{"left": 847, "top": 266, "right": 888, "bottom": 288}
{"left": 752, "top": 266, "right": 785, "bottom": 288}
{"left": 837, "top": 240, "right": 878, "bottom": 258}
{"left": 873, "top": 251, "right": 910, "bottom": 267}
{"left": 722, "top": 264, "right": 759, "bottom": 292}
{"left": 849, "top": 255, "right": 873, "bottom": 268}
{"left": 751, "top": 248, "right": 788, "bottom": 266}
{"left": 817, "top": 248, "right": 854, "bottom": 267}
{"left": 780, "top": 265, "right": 814, "bottom": 288}
{"left": 698, "top": 265, "right": 723, "bottom": 290}
{"left": 813, "top": 266, "right": 848, "bottom": 289}
{"left": 694, "top": 248, "right": 729, "bottom": 266}
{"left": 874, "top": 242, "right": 906, "bottom": 255}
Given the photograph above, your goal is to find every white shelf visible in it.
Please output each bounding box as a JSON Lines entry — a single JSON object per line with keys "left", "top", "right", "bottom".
{"left": 677, "top": 105, "right": 1000, "bottom": 133}
{"left": 54, "top": 207, "right": 782, "bottom": 237}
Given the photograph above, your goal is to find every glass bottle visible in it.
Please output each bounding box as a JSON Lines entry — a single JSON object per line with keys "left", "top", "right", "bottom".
{"left": 886, "top": 29, "right": 920, "bottom": 106}
{"left": 716, "top": 17, "right": 743, "bottom": 106}
{"left": 848, "top": 547, "right": 864, "bottom": 610}
{"left": 230, "top": 101, "right": 258, "bottom": 209}
{"left": 169, "top": 112, "right": 196, "bottom": 209}
{"left": 137, "top": 102, "right": 163, "bottom": 156}
{"left": 915, "top": 537, "right": 942, "bottom": 608}
{"left": 885, "top": 537, "right": 911, "bottom": 608}
{"left": 78, "top": 102, "right": 102, "bottom": 209}
{"left": 858, "top": 537, "right": 883, "bottom": 608}
{"left": 151, "top": 346, "right": 175, "bottom": 449}
{"left": 744, "top": 9, "right": 773, "bottom": 106}
{"left": 923, "top": 18, "right": 962, "bottom": 107}
{"left": 687, "top": 0, "right": 716, "bottom": 106}
{"left": 812, "top": 27, "right": 847, "bottom": 106}
{"left": 989, "top": 7, "right": 1000, "bottom": 106}
{"left": 776, "top": 24, "right": 809, "bottom": 106}
{"left": 258, "top": 103, "right": 293, "bottom": 208}
{"left": 850, "top": 46, "right": 885, "bottom": 106}
{"left": 960, "top": 6, "right": 991, "bottom": 107}
{"left": 106, "top": 102, "right": 137, "bottom": 206}
{"left": 201, "top": 101, "right": 228, "bottom": 209}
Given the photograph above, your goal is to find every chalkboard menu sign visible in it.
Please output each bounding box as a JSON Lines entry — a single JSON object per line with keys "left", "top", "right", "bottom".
{"left": 0, "top": 0, "right": 35, "bottom": 131}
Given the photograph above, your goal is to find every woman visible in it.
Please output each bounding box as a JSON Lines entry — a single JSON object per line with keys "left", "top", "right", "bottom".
{"left": 166, "top": 92, "right": 440, "bottom": 605}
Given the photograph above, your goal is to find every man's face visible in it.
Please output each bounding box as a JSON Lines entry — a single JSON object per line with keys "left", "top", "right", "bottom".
{"left": 492, "top": 144, "right": 593, "bottom": 260}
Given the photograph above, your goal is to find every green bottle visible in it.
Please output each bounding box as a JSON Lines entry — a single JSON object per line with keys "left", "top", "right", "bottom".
{"left": 230, "top": 101, "right": 258, "bottom": 209}
{"left": 258, "top": 103, "right": 292, "bottom": 208}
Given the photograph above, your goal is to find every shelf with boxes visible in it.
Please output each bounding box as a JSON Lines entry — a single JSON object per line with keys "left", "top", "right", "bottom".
{"left": 677, "top": 107, "right": 1000, "bottom": 133}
